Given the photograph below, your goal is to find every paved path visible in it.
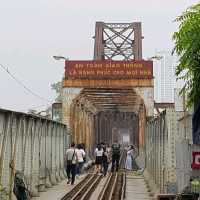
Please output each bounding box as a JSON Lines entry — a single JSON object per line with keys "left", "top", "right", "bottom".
{"left": 32, "top": 175, "right": 85, "bottom": 200}
{"left": 29, "top": 172, "right": 151, "bottom": 200}
{"left": 125, "top": 172, "right": 151, "bottom": 200}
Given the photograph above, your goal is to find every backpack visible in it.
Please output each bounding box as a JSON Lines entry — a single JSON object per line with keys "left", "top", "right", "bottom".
{"left": 112, "top": 143, "right": 120, "bottom": 155}
{"left": 13, "top": 172, "right": 30, "bottom": 200}
{"left": 102, "top": 151, "right": 108, "bottom": 163}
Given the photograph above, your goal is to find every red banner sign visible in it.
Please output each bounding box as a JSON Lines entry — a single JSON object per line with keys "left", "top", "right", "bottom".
{"left": 65, "top": 60, "right": 153, "bottom": 79}
{"left": 192, "top": 152, "right": 200, "bottom": 169}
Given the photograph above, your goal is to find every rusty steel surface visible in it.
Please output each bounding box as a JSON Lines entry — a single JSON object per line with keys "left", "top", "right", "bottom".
{"left": 93, "top": 22, "right": 142, "bottom": 60}
{"left": 154, "top": 102, "right": 175, "bottom": 108}
{"left": 63, "top": 79, "right": 153, "bottom": 88}
{"left": 73, "top": 88, "right": 141, "bottom": 111}
{"left": 61, "top": 21, "right": 151, "bottom": 157}
{"left": 70, "top": 88, "right": 141, "bottom": 148}
{"left": 65, "top": 60, "right": 153, "bottom": 80}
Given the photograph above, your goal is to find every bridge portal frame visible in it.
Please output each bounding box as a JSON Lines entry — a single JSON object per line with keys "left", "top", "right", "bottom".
{"left": 93, "top": 22, "right": 142, "bottom": 60}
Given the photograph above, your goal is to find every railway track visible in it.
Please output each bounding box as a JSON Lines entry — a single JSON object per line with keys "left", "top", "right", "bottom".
{"left": 61, "top": 174, "right": 102, "bottom": 200}
{"left": 61, "top": 149, "right": 127, "bottom": 200}
{"left": 61, "top": 172, "right": 125, "bottom": 200}
{"left": 98, "top": 149, "right": 126, "bottom": 200}
{"left": 98, "top": 172, "right": 125, "bottom": 200}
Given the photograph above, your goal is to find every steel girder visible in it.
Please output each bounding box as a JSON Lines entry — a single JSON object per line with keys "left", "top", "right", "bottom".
{"left": 94, "top": 22, "right": 142, "bottom": 61}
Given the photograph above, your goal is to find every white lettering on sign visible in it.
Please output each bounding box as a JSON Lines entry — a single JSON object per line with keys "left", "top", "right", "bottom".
{"left": 195, "top": 155, "right": 200, "bottom": 165}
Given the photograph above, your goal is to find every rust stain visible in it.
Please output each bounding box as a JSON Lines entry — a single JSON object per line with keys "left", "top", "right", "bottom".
{"left": 63, "top": 79, "right": 153, "bottom": 88}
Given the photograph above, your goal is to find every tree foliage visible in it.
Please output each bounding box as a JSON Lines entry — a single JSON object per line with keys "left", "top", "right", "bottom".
{"left": 51, "top": 81, "right": 62, "bottom": 102}
{"left": 173, "top": 3, "right": 200, "bottom": 107}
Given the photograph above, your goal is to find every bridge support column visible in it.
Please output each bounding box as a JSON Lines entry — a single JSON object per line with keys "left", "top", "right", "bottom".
{"left": 62, "top": 88, "right": 82, "bottom": 128}
{"left": 135, "top": 104, "right": 146, "bottom": 170}
{"left": 70, "top": 101, "right": 96, "bottom": 154}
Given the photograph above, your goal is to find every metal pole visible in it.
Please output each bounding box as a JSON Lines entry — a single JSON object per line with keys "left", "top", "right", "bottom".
{"left": 183, "top": 88, "right": 187, "bottom": 139}
{"left": 0, "top": 113, "right": 9, "bottom": 185}
{"left": 9, "top": 115, "right": 22, "bottom": 200}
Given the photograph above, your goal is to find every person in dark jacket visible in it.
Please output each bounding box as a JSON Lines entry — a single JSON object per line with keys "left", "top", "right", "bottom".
{"left": 13, "top": 171, "right": 30, "bottom": 200}
{"left": 102, "top": 147, "right": 109, "bottom": 176}
{"left": 111, "top": 141, "right": 121, "bottom": 172}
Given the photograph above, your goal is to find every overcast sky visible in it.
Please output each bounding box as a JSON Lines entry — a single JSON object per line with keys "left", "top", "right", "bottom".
{"left": 0, "top": 0, "right": 199, "bottom": 112}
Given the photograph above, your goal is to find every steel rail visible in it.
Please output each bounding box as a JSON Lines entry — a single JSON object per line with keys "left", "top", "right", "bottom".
{"left": 60, "top": 174, "right": 92, "bottom": 200}
{"left": 97, "top": 173, "right": 113, "bottom": 200}
{"left": 61, "top": 150, "right": 126, "bottom": 200}
{"left": 120, "top": 172, "right": 126, "bottom": 200}
{"left": 98, "top": 172, "right": 126, "bottom": 200}
{"left": 61, "top": 174, "right": 101, "bottom": 200}
{"left": 98, "top": 173, "right": 118, "bottom": 200}
{"left": 108, "top": 173, "right": 118, "bottom": 200}
{"left": 70, "top": 174, "right": 100, "bottom": 200}
{"left": 79, "top": 175, "right": 102, "bottom": 200}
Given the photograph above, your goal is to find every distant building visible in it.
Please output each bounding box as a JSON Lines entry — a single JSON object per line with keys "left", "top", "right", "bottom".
{"left": 153, "top": 51, "right": 177, "bottom": 103}
{"left": 52, "top": 102, "right": 62, "bottom": 122}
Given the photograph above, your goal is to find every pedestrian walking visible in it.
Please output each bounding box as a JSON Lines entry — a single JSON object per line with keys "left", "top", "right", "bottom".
{"left": 94, "top": 143, "right": 103, "bottom": 174}
{"left": 80, "top": 143, "right": 86, "bottom": 163}
{"left": 76, "top": 144, "right": 86, "bottom": 176}
{"left": 111, "top": 140, "right": 121, "bottom": 172}
{"left": 102, "top": 146, "right": 109, "bottom": 176}
{"left": 65, "top": 142, "right": 78, "bottom": 185}
{"left": 101, "top": 142, "right": 106, "bottom": 149}
{"left": 106, "top": 143, "right": 111, "bottom": 159}
{"left": 125, "top": 145, "right": 138, "bottom": 170}
{"left": 106, "top": 143, "right": 112, "bottom": 172}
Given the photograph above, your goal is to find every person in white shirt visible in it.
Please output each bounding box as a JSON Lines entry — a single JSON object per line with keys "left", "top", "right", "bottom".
{"left": 94, "top": 144, "right": 103, "bottom": 174}
{"left": 76, "top": 144, "right": 86, "bottom": 176}
{"left": 125, "top": 145, "right": 138, "bottom": 171}
{"left": 65, "top": 142, "right": 78, "bottom": 185}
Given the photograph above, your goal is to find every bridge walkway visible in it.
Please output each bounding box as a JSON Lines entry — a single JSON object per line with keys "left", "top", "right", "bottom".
{"left": 28, "top": 172, "right": 152, "bottom": 200}
{"left": 31, "top": 175, "right": 86, "bottom": 200}
{"left": 125, "top": 172, "right": 152, "bottom": 200}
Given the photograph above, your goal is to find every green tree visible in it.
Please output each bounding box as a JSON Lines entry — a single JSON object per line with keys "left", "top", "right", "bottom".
{"left": 51, "top": 81, "right": 62, "bottom": 121}
{"left": 51, "top": 81, "right": 62, "bottom": 102}
{"left": 173, "top": 3, "right": 200, "bottom": 107}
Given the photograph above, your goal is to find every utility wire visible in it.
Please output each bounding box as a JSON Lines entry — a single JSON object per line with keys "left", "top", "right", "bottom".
{"left": 0, "top": 63, "right": 52, "bottom": 104}
{"left": 30, "top": 104, "right": 51, "bottom": 110}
